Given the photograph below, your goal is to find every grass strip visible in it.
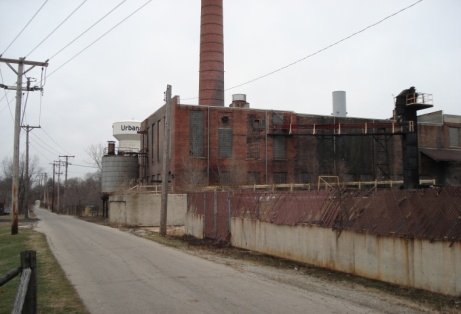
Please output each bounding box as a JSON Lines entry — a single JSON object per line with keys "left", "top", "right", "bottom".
{"left": 0, "top": 222, "right": 88, "bottom": 313}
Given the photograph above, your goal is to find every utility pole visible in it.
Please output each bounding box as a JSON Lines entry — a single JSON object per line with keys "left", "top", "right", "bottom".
{"left": 38, "top": 173, "right": 48, "bottom": 206}
{"left": 59, "top": 155, "right": 74, "bottom": 214}
{"left": 0, "top": 56, "right": 49, "bottom": 235}
{"left": 56, "top": 161, "right": 63, "bottom": 214}
{"left": 50, "top": 162, "right": 56, "bottom": 213}
{"left": 160, "top": 85, "right": 172, "bottom": 237}
{"left": 22, "top": 125, "right": 40, "bottom": 219}
{"left": 44, "top": 173, "right": 48, "bottom": 206}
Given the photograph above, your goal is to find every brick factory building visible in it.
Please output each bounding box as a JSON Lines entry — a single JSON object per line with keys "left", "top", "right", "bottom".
{"left": 137, "top": 95, "right": 460, "bottom": 192}
{"left": 135, "top": 0, "right": 461, "bottom": 191}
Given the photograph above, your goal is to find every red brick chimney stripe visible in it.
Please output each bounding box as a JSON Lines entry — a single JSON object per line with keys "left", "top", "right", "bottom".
{"left": 199, "top": 0, "right": 224, "bottom": 107}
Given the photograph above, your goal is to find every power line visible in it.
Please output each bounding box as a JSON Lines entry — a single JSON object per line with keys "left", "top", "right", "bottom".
{"left": 1, "top": 0, "right": 49, "bottom": 55}
{"left": 26, "top": 0, "right": 88, "bottom": 57}
{"left": 226, "top": 0, "right": 423, "bottom": 91}
{"left": 71, "top": 163, "right": 99, "bottom": 169}
{"left": 0, "top": 68, "right": 14, "bottom": 120}
{"left": 39, "top": 127, "right": 71, "bottom": 155}
{"left": 47, "top": 0, "right": 152, "bottom": 77}
{"left": 29, "top": 132, "right": 64, "bottom": 156}
{"left": 182, "top": 0, "right": 424, "bottom": 100}
{"left": 29, "top": 141, "right": 55, "bottom": 163}
{"left": 48, "top": 0, "right": 127, "bottom": 61}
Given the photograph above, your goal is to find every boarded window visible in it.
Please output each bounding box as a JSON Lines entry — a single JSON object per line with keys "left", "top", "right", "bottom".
{"left": 299, "top": 172, "right": 309, "bottom": 183}
{"left": 220, "top": 172, "right": 230, "bottom": 185}
{"left": 272, "top": 113, "right": 284, "bottom": 125}
{"left": 247, "top": 172, "right": 260, "bottom": 185}
{"left": 274, "top": 172, "right": 287, "bottom": 184}
{"left": 449, "top": 127, "right": 460, "bottom": 147}
{"left": 219, "top": 128, "right": 232, "bottom": 158}
{"left": 273, "top": 136, "right": 287, "bottom": 159}
{"left": 190, "top": 111, "right": 204, "bottom": 157}
{"left": 247, "top": 137, "right": 260, "bottom": 159}
{"left": 252, "top": 119, "right": 266, "bottom": 129}
{"left": 247, "top": 115, "right": 263, "bottom": 159}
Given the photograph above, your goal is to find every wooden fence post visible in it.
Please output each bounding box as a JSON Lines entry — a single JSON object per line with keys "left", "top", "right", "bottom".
{"left": 21, "top": 250, "right": 37, "bottom": 314}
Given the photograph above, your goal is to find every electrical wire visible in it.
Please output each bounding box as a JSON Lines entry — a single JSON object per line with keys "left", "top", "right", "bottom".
{"left": 40, "top": 127, "right": 71, "bottom": 155}
{"left": 47, "top": 0, "right": 152, "bottom": 77}
{"left": 0, "top": 67, "right": 14, "bottom": 120}
{"left": 26, "top": 0, "right": 88, "bottom": 58}
{"left": 48, "top": 0, "right": 127, "bottom": 61}
{"left": 225, "top": 0, "right": 423, "bottom": 91}
{"left": 71, "top": 163, "right": 99, "bottom": 169}
{"left": 182, "top": 0, "right": 424, "bottom": 100}
{"left": 29, "top": 141, "right": 56, "bottom": 164}
{"left": 29, "top": 132, "right": 63, "bottom": 156}
{"left": 1, "top": 0, "right": 49, "bottom": 55}
{"left": 38, "top": 67, "right": 47, "bottom": 125}
{"left": 21, "top": 90, "right": 29, "bottom": 126}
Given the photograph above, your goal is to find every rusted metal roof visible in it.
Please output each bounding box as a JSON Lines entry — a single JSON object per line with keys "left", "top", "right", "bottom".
{"left": 420, "top": 147, "right": 461, "bottom": 162}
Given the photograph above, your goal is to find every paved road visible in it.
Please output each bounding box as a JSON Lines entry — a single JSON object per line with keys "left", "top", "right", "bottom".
{"left": 35, "top": 208, "right": 418, "bottom": 314}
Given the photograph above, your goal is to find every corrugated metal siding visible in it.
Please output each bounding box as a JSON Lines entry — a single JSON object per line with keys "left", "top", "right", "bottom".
{"left": 188, "top": 187, "right": 461, "bottom": 242}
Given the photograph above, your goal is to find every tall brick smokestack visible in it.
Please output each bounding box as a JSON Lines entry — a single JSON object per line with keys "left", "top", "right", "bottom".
{"left": 199, "top": 0, "right": 224, "bottom": 106}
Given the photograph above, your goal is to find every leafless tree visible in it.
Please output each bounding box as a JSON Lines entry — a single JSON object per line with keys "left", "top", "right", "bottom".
{"left": 227, "top": 158, "right": 247, "bottom": 187}
{"left": 1, "top": 154, "right": 42, "bottom": 214}
{"left": 180, "top": 156, "right": 207, "bottom": 192}
{"left": 85, "top": 143, "right": 105, "bottom": 173}
{"left": 215, "top": 157, "right": 247, "bottom": 188}
{"left": 61, "top": 173, "right": 102, "bottom": 214}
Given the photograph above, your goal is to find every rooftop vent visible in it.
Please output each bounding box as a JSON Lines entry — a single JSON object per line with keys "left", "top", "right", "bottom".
{"left": 229, "top": 94, "right": 249, "bottom": 108}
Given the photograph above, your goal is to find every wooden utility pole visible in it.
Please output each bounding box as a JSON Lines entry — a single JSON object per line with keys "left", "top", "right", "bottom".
{"left": 22, "top": 125, "right": 40, "bottom": 219}
{"left": 39, "top": 173, "right": 48, "bottom": 206}
{"left": 0, "top": 56, "right": 48, "bottom": 235}
{"left": 50, "top": 162, "right": 56, "bottom": 213}
{"left": 56, "top": 161, "right": 63, "bottom": 214}
{"left": 59, "top": 155, "right": 74, "bottom": 214}
{"left": 160, "top": 85, "right": 172, "bottom": 236}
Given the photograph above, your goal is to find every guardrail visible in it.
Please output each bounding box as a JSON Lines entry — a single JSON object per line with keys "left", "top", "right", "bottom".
{"left": 198, "top": 179, "right": 436, "bottom": 192}
{"left": 0, "top": 251, "right": 37, "bottom": 314}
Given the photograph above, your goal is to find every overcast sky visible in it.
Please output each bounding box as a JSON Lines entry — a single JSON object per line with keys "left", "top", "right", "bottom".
{"left": 1, "top": 0, "right": 460, "bottom": 179}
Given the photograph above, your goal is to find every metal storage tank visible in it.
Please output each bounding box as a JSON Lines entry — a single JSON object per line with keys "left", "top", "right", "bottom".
{"left": 332, "top": 91, "right": 347, "bottom": 117}
{"left": 101, "top": 155, "right": 139, "bottom": 193}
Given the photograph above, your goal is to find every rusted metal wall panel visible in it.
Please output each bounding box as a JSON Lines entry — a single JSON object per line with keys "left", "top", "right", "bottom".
{"left": 188, "top": 187, "right": 461, "bottom": 242}
{"left": 204, "top": 191, "right": 215, "bottom": 238}
{"left": 216, "top": 192, "right": 230, "bottom": 241}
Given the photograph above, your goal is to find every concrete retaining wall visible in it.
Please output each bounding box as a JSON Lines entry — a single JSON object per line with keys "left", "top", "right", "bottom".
{"left": 185, "top": 212, "right": 204, "bottom": 239}
{"left": 230, "top": 217, "right": 461, "bottom": 296}
{"left": 184, "top": 214, "right": 461, "bottom": 296}
{"left": 109, "top": 194, "right": 187, "bottom": 226}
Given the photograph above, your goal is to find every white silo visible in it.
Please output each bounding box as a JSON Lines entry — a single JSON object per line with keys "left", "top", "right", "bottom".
{"left": 112, "top": 120, "right": 142, "bottom": 152}
{"left": 332, "top": 91, "right": 347, "bottom": 117}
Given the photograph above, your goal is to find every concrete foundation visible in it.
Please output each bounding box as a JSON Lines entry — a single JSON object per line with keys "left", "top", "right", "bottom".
{"left": 109, "top": 194, "right": 187, "bottom": 226}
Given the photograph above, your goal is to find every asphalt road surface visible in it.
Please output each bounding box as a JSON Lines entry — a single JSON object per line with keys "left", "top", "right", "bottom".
{"left": 35, "top": 208, "right": 425, "bottom": 314}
